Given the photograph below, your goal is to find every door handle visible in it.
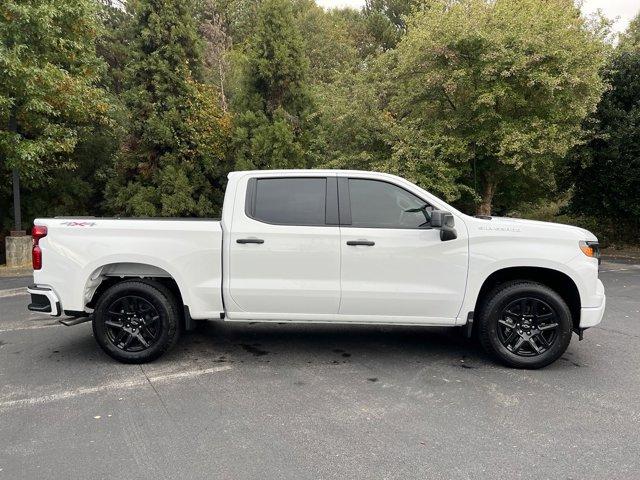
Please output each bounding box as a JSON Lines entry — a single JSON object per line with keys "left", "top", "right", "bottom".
{"left": 236, "top": 238, "right": 264, "bottom": 244}
{"left": 346, "top": 240, "right": 375, "bottom": 246}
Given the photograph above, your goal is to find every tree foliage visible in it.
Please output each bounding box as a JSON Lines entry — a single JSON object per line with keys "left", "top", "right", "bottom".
{"left": 231, "top": 0, "right": 313, "bottom": 171}
{"left": 619, "top": 13, "right": 640, "bottom": 51}
{"left": 0, "top": 0, "right": 111, "bottom": 183}
{"left": 105, "top": 0, "right": 231, "bottom": 217}
{"left": 362, "top": 0, "right": 417, "bottom": 53}
{"left": 0, "top": 0, "right": 117, "bottom": 234}
{"left": 391, "top": 0, "right": 609, "bottom": 214}
{"left": 567, "top": 19, "right": 640, "bottom": 240}
{"left": 3, "top": 0, "right": 634, "bottom": 246}
{"left": 294, "top": 0, "right": 359, "bottom": 84}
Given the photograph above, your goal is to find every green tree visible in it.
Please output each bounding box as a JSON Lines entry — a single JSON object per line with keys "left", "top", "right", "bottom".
{"left": 567, "top": 22, "right": 640, "bottom": 241}
{"left": 0, "top": 0, "right": 111, "bottom": 230}
{"left": 231, "top": 0, "right": 313, "bottom": 170}
{"left": 205, "top": 0, "right": 260, "bottom": 44}
{"left": 105, "top": 0, "right": 231, "bottom": 217}
{"left": 362, "top": 0, "right": 417, "bottom": 54}
{"left": 97, "top": 0, "right": 136, "bottom": 96}
{"left": 330, "top": 7, "right": 378, "bottom": 61}
{"left": 293, "top": 0, "right": 359, "bottom": 85}
{"left": 315, "top": 60, "right": 393, "bottom": 171}
{"left": 197, "top": 0, "right": 233, "bottom": 111}
{"left": 619, "top": 13, "right": 640, "bottom": 51}
{"left": 391, "top": 0, "right": 609, "bottom": 215}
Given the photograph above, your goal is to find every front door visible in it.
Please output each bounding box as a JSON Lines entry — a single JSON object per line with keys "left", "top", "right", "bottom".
{"left": 338, "top": 177, "right": 468, "bottom": 324}
{"left": 227, "top": 175, "right": 341, "bottom": 318}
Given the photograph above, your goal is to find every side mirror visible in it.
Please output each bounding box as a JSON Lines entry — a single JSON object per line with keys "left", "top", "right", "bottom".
{"left": 430, "top": 210, "right": 457, "bottom": 241}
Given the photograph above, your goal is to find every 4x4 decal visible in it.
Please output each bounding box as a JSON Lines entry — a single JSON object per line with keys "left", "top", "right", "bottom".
{"left": 61, "top": 221, "right": 96, "bottom": 227}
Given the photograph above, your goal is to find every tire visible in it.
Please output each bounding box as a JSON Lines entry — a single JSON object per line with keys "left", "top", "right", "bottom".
{"left": 92, "top": 279, "right": 182, "bottom": 363}
{"left": 478, "top": 281, "right": 572, "bottom": 369}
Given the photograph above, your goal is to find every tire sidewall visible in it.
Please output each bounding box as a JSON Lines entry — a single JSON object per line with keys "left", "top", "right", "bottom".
{"left": 93, "top": 281, "right": 177, "bottom": 363}
{"left": 481, "top": 283, "right": 573, "bottom": 369}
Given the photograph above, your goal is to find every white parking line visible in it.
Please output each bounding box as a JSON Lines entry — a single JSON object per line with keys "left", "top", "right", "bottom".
{"left": 0, "top": 288, "right": 28, "bottom": 299}
{"left": 0, "top": 365, "right": 232, "bottom": 411}
{"left": 0, "top": 323, "right": 60, "bottom": 333}
{"left": 600, "top": 267, "right": 640, "bottom": 272}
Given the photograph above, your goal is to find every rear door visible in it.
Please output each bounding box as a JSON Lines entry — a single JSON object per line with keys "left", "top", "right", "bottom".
{"left": 338, "top": 177, "right": 468, "bottom": 323}
{"left": 227, "top": 174, "right": 341, "bottom": 317}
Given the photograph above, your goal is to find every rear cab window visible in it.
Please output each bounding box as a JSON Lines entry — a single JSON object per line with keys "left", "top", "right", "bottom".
{"left": 246, "top": 177, "right": 338, "bottom": 226}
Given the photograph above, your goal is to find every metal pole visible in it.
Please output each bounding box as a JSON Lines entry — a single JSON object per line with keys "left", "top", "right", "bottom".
{"left": 8, "top": 106, "right": 21, "bottom": 233}
{"left": 12, "top": 168, "right": 21, "bottom": 232}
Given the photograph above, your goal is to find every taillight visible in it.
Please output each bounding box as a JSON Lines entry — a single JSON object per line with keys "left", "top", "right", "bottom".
{"left": 32, "top": 225, "right": 47, "bottom": 270}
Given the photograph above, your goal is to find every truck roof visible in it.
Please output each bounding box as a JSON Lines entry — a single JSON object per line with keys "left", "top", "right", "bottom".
{"left": 227, "top": 169, "right": 402, "bottom": 179}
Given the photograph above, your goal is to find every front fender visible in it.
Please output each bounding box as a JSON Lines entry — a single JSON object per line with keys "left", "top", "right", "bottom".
{"left": 458, "top": 235, "right": 599, "bottom": 323}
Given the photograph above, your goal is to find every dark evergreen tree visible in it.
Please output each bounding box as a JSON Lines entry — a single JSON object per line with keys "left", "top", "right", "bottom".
{"left": 361, "top": 0, "right": 417, "bottom": 54}
{"left": 231, "top": 0, "right": 313, "bottom": 170}
{"left": 105, "top": 0, "right": 231, "bottom": 217}
{"left": 567, "top": 42, "right": 640, "bottom": 240}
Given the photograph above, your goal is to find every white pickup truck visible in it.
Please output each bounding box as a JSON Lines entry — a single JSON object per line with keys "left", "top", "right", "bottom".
{"left": 27, "top": 170, "right": 605, "bottom": 368}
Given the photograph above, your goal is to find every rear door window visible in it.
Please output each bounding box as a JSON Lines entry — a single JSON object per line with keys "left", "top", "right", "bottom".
{"left": 250, "top": 178, "right": 327, "bottom": 225}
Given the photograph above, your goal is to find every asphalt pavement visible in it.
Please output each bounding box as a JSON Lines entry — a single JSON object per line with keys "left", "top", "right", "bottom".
{"left": 0, "top": 261, "right": 639, "bottom": 480}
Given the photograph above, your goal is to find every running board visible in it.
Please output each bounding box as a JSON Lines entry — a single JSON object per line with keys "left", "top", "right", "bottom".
{"left": 59, "top": 317, "right": 92, "bottom": 327}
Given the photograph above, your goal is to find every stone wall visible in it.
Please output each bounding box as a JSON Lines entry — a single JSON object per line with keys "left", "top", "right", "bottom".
{"left": 6, "top": 235, "right": 32, "bottom": 267}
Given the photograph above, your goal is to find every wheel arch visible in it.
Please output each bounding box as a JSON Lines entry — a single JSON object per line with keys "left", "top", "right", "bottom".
{"left": 83, "top": 262, "right": 186, "bottom": 315}
{"left": 473, "top": 266, "right": 581, "bottom": 330}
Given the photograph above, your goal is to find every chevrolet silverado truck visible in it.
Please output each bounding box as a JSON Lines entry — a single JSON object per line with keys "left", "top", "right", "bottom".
{"left": 27, "top": 170, "right": 605, "bottom": 368}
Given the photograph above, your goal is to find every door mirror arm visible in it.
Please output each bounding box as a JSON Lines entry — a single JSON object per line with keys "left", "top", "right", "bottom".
{"left": 429, "top": 210, "right": 457, "bottom": 241}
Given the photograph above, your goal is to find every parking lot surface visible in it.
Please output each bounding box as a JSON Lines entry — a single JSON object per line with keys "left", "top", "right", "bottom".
{"left": 1, "top": 261, "right": 639, "bottom": 480}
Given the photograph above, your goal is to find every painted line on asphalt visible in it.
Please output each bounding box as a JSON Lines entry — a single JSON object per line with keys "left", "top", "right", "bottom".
{"left": 0, "top": 365, "right": 232, "bottom": 411}
{"left": 600, "top": 267, "right": 640, "bottom": 272}
{"left": 0, "top": 288, "right": 28, "bottom": 299}
{"left": 0, "top": 323, "right": 60, "bottom": 333}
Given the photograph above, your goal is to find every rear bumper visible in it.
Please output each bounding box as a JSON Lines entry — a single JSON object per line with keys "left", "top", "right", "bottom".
{"left": 27, "top": 285, "right": 61, "bottom": 317}
{"left": 580, "top": 294, "right": 605, "bottom": 328}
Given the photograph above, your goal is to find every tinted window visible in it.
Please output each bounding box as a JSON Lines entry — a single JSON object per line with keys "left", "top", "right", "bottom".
{"left": 348, "top": 179, "right": 431, "bottom": 228}
{"left": 253, "top": 178, "right": 327, "bottom": 225}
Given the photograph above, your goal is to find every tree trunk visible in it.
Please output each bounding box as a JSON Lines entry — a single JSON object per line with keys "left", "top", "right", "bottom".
{"left": 476, "top": 173, "right": 498, "bottom": 217}
{"left": 218, "top": 59, "right": 228, "bottom": 113}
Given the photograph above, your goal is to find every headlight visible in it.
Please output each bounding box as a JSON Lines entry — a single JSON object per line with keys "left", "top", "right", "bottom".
{"left": 579, "top": 240, "right": 600, "bottom": 262}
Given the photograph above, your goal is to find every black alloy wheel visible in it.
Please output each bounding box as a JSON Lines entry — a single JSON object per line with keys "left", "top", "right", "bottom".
{"left": 496, "top": 297, "right": 559, "bottom": 357}
{"left": 478, "top": 281, "right": 573, "bottom": 369}
{"left": 93, "top": 280, "right": 181, "bottom": 363}
{"left": 104, "top": 295, "right": 161, "bottom": 352}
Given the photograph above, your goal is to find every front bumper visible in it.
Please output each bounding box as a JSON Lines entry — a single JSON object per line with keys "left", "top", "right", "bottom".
{"left": 27, "top": 285, "right": 61, "bottom": 317}
{"left": 580, "top": 295, "right": 606, "bottom": 328}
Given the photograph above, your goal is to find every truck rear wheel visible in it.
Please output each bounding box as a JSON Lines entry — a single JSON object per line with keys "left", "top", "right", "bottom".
{"left": 92, "top": 280, "right": 181, "bottom": 363}
{"left": 478, "top": 281, "right": 572, "bottom": 369}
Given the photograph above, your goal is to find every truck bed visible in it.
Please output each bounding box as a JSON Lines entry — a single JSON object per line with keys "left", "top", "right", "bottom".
{"left": 32, "top": 218, "right": 224, "bottom": 319}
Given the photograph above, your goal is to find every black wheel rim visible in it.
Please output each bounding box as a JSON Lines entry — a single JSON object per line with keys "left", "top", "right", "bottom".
{"left": 104, "top": 295, "right": 161, "bottom": 352}
{"left": 497, "top": 297, "right": 559, "bottom": 357}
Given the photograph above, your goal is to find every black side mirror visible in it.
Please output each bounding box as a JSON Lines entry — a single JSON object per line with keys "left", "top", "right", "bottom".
{"left": 430, "top": 210, "right": 457, "bottom": 241}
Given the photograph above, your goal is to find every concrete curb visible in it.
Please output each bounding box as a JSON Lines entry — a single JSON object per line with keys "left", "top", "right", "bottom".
{"left": 0, "top": 266, "right": 32, "bottom": 278}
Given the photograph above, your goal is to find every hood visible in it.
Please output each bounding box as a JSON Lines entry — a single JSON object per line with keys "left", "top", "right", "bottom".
{"left": 469, "top": 216, "right": 598, "bottom": 242}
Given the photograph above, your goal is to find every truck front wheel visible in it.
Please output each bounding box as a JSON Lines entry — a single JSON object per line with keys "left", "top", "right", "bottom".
{"left": 92, "top": 280, "right": 181, "bottom": 363}
{"left": 478, "top": 281, "right": 573, "bottom": 369}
